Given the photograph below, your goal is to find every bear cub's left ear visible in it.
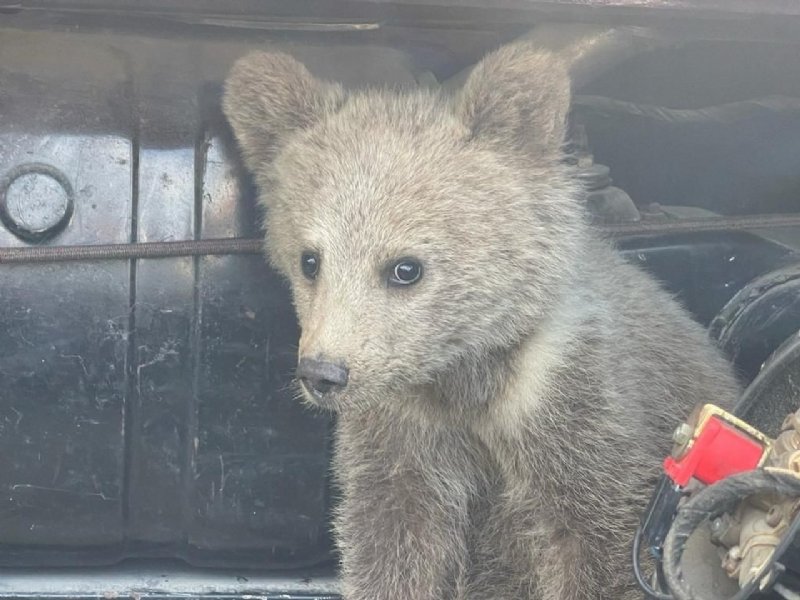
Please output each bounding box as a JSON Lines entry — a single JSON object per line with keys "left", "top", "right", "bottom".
{"left": 222, "top": 51, "right": 345, "bottom": 174}
{"left": 455, "top": 43, "right": 571, "bottom": 160}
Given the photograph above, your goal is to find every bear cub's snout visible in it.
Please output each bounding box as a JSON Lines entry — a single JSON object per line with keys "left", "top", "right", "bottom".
{"left": 297, "top": 356, "right": 350, "bottom": 402}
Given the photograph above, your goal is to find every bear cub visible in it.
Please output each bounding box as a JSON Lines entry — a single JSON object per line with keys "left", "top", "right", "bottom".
{"left": 223, "top": 42, "right": 740, "bottom": 600}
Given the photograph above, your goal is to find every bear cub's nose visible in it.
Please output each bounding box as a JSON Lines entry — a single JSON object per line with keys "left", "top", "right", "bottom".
{"left": 297, "top": 357, "right": 349, "bottom": 399}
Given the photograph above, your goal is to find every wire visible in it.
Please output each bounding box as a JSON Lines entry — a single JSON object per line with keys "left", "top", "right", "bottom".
{"left": 775, "top": 582, "right": 800, "bottom": 600}
{"left": 632, "top": 524, "right": 674, "bottom": 600}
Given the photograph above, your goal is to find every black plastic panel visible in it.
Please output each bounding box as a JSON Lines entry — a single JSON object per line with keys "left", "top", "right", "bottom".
{"left": 0, "top": 263, "right": 129, "bottom": 548}
{"left": 0, "top": 21, "right": 417, "bottom": 569}
{"left": 618, "top": 232, "right": 790, "bottom": 327}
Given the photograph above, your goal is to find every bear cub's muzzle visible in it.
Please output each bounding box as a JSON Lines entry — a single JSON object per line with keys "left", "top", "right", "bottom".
{"left": 297, "top": 356, "right": 350, "bottom": 403}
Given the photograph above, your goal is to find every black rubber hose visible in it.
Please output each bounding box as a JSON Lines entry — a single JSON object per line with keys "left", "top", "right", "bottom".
{"left": 663, "top": 469, "right": 800, "bottom": 600}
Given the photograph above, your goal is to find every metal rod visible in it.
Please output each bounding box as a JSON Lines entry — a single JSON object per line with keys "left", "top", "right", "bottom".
{"left": 0, "top": 238, "right": 263, "bottom": 264}
{"left": 1, "top": 214, "right": 799, "bottom": 265}
{"left": 601, "top": 213, "right": 800, "bottom": 236}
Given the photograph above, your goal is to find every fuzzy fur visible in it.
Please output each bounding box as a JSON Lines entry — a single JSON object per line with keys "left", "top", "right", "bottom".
{"left": 222, "top": 42, "right": 740, "bottom": 599}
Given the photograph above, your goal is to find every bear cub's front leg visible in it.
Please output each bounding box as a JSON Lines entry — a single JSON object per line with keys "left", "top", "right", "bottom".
{"left": 333, "top": 412, "right": 484, "bottom": 600}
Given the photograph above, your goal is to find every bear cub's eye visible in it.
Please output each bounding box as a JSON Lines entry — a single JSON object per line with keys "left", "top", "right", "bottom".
{"left": 388, "top": 259, "right": 423, "bottom": 287}
{"left": 301, "top": 251, "right": 320, "bottom": 280}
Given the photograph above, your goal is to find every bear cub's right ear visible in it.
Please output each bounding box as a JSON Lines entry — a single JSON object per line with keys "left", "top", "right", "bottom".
{"left": 222, "top": 51, "right": 345, "bottom": 174}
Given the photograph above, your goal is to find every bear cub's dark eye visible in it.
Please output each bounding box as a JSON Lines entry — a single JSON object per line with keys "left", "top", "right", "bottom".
{"left": 389, "top": 259, "right": 423, "bottom": 287}
{"left": 301, "top": 251, "right": 320, "bottom": 280}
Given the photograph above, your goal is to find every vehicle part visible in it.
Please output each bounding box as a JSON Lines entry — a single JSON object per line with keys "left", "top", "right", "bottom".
{"left": 636, "top": 405, "right": 800, "bottom": 600}
{"left": 737, "top": 329, "right": 800, "bottom": 439}
{"left": 712, "top": 263, "right": 800, "bottom": 386}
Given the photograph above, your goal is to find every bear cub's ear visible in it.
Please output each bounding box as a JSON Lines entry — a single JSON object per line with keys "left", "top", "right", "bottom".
{"left": 456, "top": 43, "right": 571, "bottom": 160}
{"left": 222, "top": 51, "right": 344, "bottom": 173}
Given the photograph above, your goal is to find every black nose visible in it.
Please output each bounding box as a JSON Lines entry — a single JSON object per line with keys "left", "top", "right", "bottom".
{"left": 297, "top": 357, "right": 349, "bottom": 398}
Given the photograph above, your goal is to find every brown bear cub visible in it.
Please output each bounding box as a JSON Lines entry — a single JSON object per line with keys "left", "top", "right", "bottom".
{"left": 223, "top": 42, "right": 740, "bottom": 600}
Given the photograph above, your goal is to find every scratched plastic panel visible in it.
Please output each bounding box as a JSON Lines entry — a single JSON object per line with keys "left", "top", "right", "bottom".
{"left": 129, "top": 126, "right": 197, "bottom": 546}
{"left": 189, "top": 254, "right": 332, "bottom": 567}
{"left": 183, "top": 110, "right": 333, "bottom": 566}
{"left": 0, "top": 21, "right": 417, "bottom": 568}
{"left": 0, "top": 264, "right": 129, "bottom": 551}
{"left": 0, "top": 33, "right": 132, "bottom": 558}
{"left": 0, "top": 30, "right": 133, "bottom": 248}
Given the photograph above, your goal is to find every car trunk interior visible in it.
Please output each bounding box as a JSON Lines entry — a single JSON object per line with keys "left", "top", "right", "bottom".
{"left": 1, "top": 1, "right": 800, "bottom": 597}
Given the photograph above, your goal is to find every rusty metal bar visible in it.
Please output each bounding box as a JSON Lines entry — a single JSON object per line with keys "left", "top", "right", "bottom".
{"left": 0, "top": 237, "right": 263, "bottom": 264}
{"left": 1, "top": 214, "right": 800, "bottom": 264}
{"left": 601, "top": 214, "right": 800, "bottom": 236}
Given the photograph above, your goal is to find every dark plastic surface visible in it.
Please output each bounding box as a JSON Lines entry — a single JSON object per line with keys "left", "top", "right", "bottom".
{"left": 712, "top": 261, "right": 800, "bottom": 383}
{"left": 0, "top": 22, "right": 418, "bottom": 569}
{"left": 618, "top": 232, "right": 790, "bottom": 328}
{"left": 737, "top": 331, "right": 800, "bottom": 438}
{"left": 575, "top": 92, "right": 800, "bottom": 216}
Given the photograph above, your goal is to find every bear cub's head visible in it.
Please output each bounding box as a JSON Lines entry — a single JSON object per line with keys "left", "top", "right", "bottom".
{"left": 223, "top": 43, "right": 586, "bottom": 413}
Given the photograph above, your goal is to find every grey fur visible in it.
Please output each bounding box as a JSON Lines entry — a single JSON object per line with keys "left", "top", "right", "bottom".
{"left": 222, "top": 42, "right": 740, "bottom": 599}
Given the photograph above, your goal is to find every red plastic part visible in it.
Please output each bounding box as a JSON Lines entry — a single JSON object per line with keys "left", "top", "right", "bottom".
{"left": 663, "top": 416, "right": 766, "bottom": 487}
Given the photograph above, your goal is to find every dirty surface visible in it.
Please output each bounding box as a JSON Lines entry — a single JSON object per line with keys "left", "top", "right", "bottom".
{"left": 0, "top": 22, "right": 420, "bottom": 570}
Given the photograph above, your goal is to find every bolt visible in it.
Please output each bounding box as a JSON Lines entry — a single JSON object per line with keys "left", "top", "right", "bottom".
{"left": 673, "top": 423, "right": 693, "bottom": 448}
{"left": 722, "top": 546, "right": 742, "bottom": 576}
{"left": 790, "top": 455, "right": 800, "bottom": 474}
{"left": 767, "top": 506, "right": 783, "bottom": 527}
